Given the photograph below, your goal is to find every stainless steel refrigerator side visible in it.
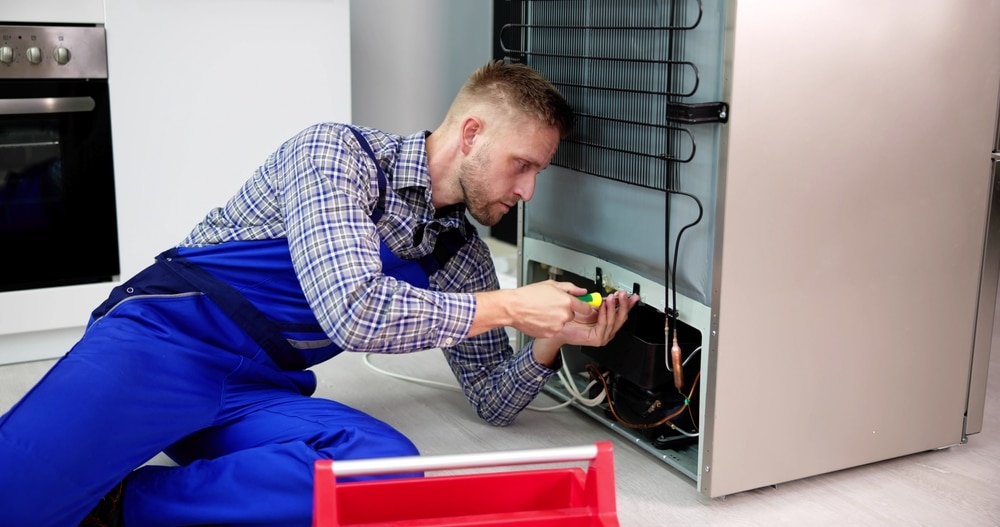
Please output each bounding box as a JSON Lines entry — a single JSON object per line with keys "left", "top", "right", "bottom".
{"left": 970, "top": 82, "right": 1000, "bottom": 435}
{"left": 968, "top": 156, "right": 1000, "bottom": 435}
{"left": 705, "top": 1, "right": 1000, "bottom": 498}
{"left": 698, "top": 0, "right": 738, "bottom": 497}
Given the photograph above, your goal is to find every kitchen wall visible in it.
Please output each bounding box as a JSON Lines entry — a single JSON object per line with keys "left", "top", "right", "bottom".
{"left": 0, "top": 0, "right": 351, "bottom": 364}
{"left": 349, "top": 0, "right": 492, "bottom": 136}
{"left": 349, "top": 0, "right": 493, "bottom": 236}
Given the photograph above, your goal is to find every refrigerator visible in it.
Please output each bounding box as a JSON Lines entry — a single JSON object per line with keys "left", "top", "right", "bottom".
{"left": 503, "top": 0, "right": 1000, "bottom": 497}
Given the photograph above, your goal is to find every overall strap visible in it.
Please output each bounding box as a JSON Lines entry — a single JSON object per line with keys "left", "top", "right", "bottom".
{"left": 347, "top": 125, "right": 470, "bottom": 276}
{"left": 155, "top": 249, "right": 308, "bottom": 371}
{"left": 348, "top": 126, "right": 388, "bottom": 224}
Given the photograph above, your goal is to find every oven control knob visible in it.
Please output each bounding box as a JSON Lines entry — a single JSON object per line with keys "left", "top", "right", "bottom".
{"left": 26, "top": 46, "right": 43, "bottom": 64}
{"left": 53, "top": 47, "right": 71, "bottom": 65}
{"left": 0, "top": 46, "right": 13, "bottom": 64}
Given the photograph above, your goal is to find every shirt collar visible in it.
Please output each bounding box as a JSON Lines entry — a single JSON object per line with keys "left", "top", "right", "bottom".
{"left": 392, "top": 130, "right": 469, "bottom": 229}
{"left": 392, "top": 130, "right": 433, "bottom": 191}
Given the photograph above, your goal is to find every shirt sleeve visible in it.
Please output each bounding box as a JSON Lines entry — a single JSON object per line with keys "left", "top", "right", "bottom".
{"left": 433, "top": 237, "right": 560, "bottom": 426}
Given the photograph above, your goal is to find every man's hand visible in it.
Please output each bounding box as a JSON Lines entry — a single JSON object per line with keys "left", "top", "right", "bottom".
{"left": 506, "top": 280, "right": 595, "bottom": 337}
{"left": 532, "top": 289, "right": 640, "bottom": 366}
{"left": 470, "top": 280, "right": 590, "bottom": 339}
{"left": 470, "top": 281, "right": 639, "bottom": 368}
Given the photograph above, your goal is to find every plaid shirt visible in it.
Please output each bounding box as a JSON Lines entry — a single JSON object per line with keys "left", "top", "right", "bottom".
{"left": 180, "top": 123, "right": 555, "bottom": 425}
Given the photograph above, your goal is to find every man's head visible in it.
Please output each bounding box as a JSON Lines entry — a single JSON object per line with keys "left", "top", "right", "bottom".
{"left": 427, "top": 61, "right": 574, "bottom": 226}
{"left": 449, "top": 60, "right": 575, "bottom": 139}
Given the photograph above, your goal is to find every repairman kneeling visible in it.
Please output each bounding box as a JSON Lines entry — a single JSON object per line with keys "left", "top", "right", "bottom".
{"left": 0, "top": 60, "right": 640, "bottom": 527}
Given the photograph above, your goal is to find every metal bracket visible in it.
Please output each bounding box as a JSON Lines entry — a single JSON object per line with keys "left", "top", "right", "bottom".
{"left": 667, "top": 102, "right": 729, "bottom": 124}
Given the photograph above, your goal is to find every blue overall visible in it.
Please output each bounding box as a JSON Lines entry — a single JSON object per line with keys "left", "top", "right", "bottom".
{"left": 0, "top": 129, "right": 468, "bottom": 526}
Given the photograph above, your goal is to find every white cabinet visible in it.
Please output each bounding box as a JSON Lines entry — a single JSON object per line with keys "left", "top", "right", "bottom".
{"left": 103, "top": 0, "right": 352, "bottom": 279}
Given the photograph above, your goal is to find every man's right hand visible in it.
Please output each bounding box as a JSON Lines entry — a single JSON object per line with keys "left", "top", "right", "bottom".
{"left": 470, "top": 280, "right": 591, "bottom": 338}
{"left": 506, "top": 280, "right": 594, "bottom": 337}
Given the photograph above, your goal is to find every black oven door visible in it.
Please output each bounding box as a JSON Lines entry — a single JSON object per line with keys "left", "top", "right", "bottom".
{"left": 0, "top": 78, "right": 120, "bottom": 292}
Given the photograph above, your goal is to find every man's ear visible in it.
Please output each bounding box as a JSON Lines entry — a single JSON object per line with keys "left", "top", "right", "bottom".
{"left": 460, "top": 116, "right": 483, "bottom": 156}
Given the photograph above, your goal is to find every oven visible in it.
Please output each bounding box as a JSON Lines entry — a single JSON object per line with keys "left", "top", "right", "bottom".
{"left": 0, "top": 24, "right": 119, "bottom": 293}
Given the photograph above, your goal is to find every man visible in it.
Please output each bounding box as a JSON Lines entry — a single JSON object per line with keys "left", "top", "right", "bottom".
{"left": 0, "top": 61, "right": 640, "bottom": 526}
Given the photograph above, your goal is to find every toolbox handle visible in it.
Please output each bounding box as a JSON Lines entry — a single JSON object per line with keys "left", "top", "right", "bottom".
{"left": 329, "top": 443, "right": 604, "bottom": 478}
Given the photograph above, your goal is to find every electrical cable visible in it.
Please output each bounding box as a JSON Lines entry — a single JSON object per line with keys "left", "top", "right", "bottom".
{"left": 664, "top": 345, "right": 701, "bottom": 372}
{"left": 361, "top": 352, "right": 463, "bottom": 394}
{"left": 549, "top": 364, "right": 607, "bottom": 409}
{"left": 361, "top": 349, "right": 606, "bottom": 412}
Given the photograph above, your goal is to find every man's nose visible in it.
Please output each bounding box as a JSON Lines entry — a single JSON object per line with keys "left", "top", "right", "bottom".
{"left": 514, "top": 175, "right": 537, "bottom": 202}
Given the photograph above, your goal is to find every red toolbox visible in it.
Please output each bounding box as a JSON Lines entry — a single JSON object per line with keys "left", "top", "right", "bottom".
{"left": 313, "top": 441, "right": 619, "bottom": 526}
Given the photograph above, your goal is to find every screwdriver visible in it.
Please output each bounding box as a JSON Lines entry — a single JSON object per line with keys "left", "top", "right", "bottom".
{"left": 576, "top": 293, "right": 603, "bottom": 308}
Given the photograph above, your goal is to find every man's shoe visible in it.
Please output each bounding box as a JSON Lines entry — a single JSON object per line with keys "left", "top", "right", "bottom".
{"left": 79, "top": 480, "right": 126, "bottom": 527}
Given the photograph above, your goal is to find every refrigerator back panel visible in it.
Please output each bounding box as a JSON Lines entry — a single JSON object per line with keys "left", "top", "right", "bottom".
{"left": 507, "top": 0, "right": 729, "bottom": 306}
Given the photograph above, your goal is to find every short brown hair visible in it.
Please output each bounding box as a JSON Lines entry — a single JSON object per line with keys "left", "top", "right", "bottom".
{"left": 454, "top": 60, "right": 575, "bottom": 138}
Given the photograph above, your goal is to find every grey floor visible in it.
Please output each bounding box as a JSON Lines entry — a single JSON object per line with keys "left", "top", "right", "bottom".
{"left": 2, "top": 240, "right": 998, "bottom": 526}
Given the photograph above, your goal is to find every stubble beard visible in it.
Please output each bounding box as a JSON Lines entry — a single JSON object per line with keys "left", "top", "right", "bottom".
{"left": 458, "top": 152, "right": 508, "bottom": 227}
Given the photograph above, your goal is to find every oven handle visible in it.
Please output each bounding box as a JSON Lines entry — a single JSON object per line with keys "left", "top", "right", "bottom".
{"left": 0, "top": 96, "right": 96, "bottom": 115}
